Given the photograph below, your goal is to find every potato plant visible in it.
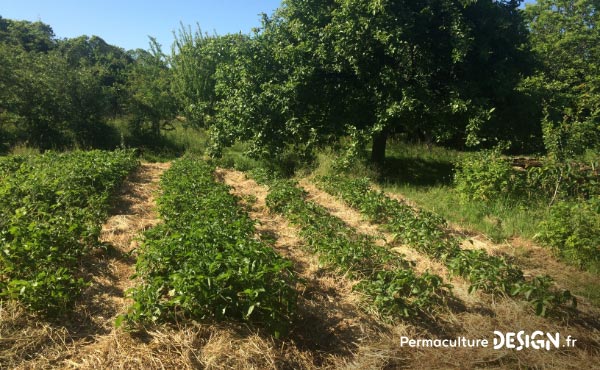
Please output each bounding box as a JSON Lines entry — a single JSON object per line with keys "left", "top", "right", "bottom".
{"left": 255, "top": 174, "right": 451, "bottom": 319}
{"left": 125, "top": 158, "right": 296, "bottom": 337}
{"left": 317, "top": 174, "right": 577, "bottom": 316}
{"left": 0, "top": 150, "right": 139, "bottom": 316}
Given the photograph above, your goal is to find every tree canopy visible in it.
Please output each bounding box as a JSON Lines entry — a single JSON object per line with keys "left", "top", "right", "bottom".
{"left": 172, "top": 0, "right": 533, "bottom": 164}
{"left": 1, "top": 0, "right": 598, "bottom": 162}
{"left": 525, "top": 0, "right": 600, "bottom": 159}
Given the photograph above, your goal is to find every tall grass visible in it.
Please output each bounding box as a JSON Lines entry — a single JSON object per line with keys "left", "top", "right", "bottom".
{"left": 311, "top": 140, "right": 554, "bottom": 243}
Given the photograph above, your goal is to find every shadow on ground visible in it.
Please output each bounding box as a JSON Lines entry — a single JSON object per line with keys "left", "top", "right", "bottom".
{"left": 378, "top": 156, "right": 455, "bottom": 187}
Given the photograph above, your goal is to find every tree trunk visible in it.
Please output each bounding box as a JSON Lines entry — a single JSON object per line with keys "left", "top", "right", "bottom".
{"left": 371, "top": 129, "right": 388, "bottom": 166}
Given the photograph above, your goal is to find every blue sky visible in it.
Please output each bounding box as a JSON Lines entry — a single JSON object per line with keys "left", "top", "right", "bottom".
{"left": 1, "top": 0, "right": 282, "bottom": 51}
{"left": 2, "top": 0, "right": 537, "bottom": 52}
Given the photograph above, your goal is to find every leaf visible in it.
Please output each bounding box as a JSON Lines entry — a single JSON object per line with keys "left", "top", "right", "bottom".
{"left": 247, "top": 304, "right": 255, "bottom": 317}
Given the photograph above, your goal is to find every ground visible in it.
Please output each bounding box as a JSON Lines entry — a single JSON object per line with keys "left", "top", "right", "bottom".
{"left": 1, "top": 162, "right": 598, "bottom": 369}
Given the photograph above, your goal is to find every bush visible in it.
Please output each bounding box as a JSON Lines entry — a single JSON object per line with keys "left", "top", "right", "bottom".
{"left": 526, "top": 161, "right": 600, "bottom": 201}
{"left": 536, "top": 197, "right": 600, "bottom": 271}
{"left": 454, "top": 150, "right": 524, "bottom": 202}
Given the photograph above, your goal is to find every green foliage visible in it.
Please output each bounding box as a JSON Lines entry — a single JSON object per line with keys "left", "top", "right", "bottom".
{"left": 536, "top": 197, "right": 600, "bottom": 271}
{"left": 0, "top": 150, "right": 138, "bottom": 316}
{"left": 172, "top": 26, "right": 248, "bottom": 130}
{"left": 525, "top": 0, "right": 600, "bottom": 159}
{"left": 526, "top": 159, "right": 600, "bottom": 200}
{"left": 317, "top": 173, "right": 576, "bottom": 316}
{"left": 0, "top": 16, "right": 56, "bottom": 52}
{"left": 447, "top": 250, "right": 523, "bottom": 294}
{"left": 0, "top": 18, "right": 131, "bottom": 150}
{"left": 454, "top": 150, "right": 524, "bottom": 202}
{"left": 454, "top": 149, "right": 598, "bottom": 203}
{"left": 175, "top": 0, "right": 531, "bottom": 164}
{"left": 125, "top": 38, "right": 178, "bottom": 141}
{"left": 255, "top": 174, "right": 450, "bottom": 319}
{"left": 125, "top": 158, "right": 296, "bottom": 337}
{"left": 511, "top": 276, "right": 577, "bottom": 317}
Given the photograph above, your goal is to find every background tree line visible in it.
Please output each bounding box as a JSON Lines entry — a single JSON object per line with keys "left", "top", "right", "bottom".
{"left": 0, "top": 16, "right": 175, "bottom": 152}
{"left": 1, "top": 0, "right": 598, "bottom": 164}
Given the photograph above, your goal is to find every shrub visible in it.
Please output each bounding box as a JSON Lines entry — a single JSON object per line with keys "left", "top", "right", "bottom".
{"left": 454, "top": 150, "right": 524, "bottom": 202}
{"left": 536, "top": 197, "right": 600, "bottom": 271}
{"left": 526, "top": 161, "right": 600, "bottom": 201}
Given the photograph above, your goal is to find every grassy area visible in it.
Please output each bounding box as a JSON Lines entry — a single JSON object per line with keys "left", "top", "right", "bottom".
{"left": 315, "top": 140, "right": 553, "bottom": 243}
{"left": 107, "top": 118, "right": 208, "bottom": 161}
{"left": 380, "top": 182, "right": 552, "bottom": 242}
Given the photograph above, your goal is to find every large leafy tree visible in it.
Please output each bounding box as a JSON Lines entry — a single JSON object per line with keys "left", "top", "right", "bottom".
{"left": 58, "top": 35, "right": 133, "bottom": 117}
{"left": 202, "top": 0, "right": 530, "bottom": 164}
{"left": 525, "top": 0, "right": 600, "bottom": 159}
{"left": 3, "top": 48, "right": 114, "bottom": 149}
{"left": 171, "top": 27, "right": 249, "bottom": 129}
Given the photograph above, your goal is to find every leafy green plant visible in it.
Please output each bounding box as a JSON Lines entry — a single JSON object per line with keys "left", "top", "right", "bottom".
{"left": 454, "top": 149, "right": 524, "bottom": 202}
{"left": 511, "top": 276, "right": 577, "bottom": 317}
{"left": 526, "top": 160, "right": 600, "bottom": 201}
{"left": 446, "top": 250, "right": 523, "bottom": 294}
{"left": 125, "top": 157, "right": 297, "bottom": 337}
{"left": 536, "top": 197, "right": 600, "bottom": 271}
{"left": 0, "top": 150, "right": 138, "bottom": 316}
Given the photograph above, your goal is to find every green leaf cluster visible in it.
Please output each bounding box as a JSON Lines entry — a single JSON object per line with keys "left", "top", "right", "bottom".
{"left": 125, "top": 158, "right": 296, "bottom": 337}
{"left": 525, "top": 0, "right": 600, "bottom": 159}
{"left": 536, "top": 197, "right": 600, "bottom": 271}
{"left": 454, "top": 150, "right": 599, "bottom": 202}
{"left": 0, "top": 150, "right": 139, "bottom": 315}
{"left": 454, "top": 149, "right": 524, "bottom": 202}
{"left": 317, "top": 174, "right": 577, "bottom": 316}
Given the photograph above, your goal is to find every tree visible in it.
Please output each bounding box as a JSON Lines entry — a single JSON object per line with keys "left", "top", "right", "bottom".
{"left": 171, "top": 26, "right": 248, "bottom": 129}
{"left": 202, "top": 0, "right": 531, "bottom": 165}
{"left": 125, "top": 38, "right": 178, "bottom": 140}
{"left": 525, "top": 0, "right": 600, "bottom": 159}
{"left": 326, "top": 0, "right": 531, "bottom": 163}
{"left": 0, "top": 18, "right": 119, "bottom": 150}
{"left": 58, "top": 35, "right": 133, "bottom": 117}
{"left": 0, "top": 16, "right": 56, "bottom": 52}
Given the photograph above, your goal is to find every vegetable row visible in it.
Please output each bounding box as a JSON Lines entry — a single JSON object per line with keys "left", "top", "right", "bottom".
{"left": 250, "top": 168, "right": 451, "bottom": 319}
{"left": 0, "top": 150, "right": 139, "bottom": 315}
{"left": 317, "top": 175, "right": 576, "bottom": 316}
{"left": 124, "top": 158, "right": 296, "bottom": 337}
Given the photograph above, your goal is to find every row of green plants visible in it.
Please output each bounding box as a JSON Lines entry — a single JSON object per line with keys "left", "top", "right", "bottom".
{"left": 317, "top": 174, "right": 577, "bottom": 317}
{"left": 0, "top": 149, "right": 139, "bottom": 315}
{"left": 454, "top": 149, "right": 599, "bottom": 271}
{"left": 123, "top": 158, "right": 296, "bottom": 337}
{"left": 249, "top": 168, "right": 451, "bottom": 319}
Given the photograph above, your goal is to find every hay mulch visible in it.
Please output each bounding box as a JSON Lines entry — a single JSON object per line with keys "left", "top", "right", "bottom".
{"left": 298, "top": 176, "right": 600, "bottom": 369}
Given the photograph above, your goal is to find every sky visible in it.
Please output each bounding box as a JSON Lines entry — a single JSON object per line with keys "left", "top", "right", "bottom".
{"left": 2, "top": 0, "right": 538, "bottom": 52}
{"left": 1, "top": 0, "right": 282, "bottom": 51}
